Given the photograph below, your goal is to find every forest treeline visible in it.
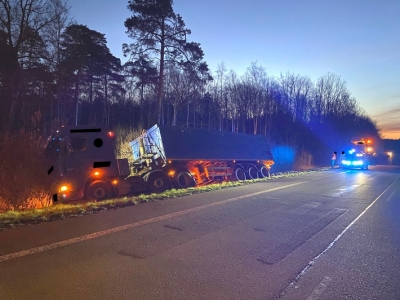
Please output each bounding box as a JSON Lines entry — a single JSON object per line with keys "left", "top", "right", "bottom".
{"left": 1, "top": 0, "right": 381, "bottom": 166}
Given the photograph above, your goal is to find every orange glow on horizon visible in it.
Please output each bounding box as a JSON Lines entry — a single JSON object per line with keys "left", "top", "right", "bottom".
{"left": 381, "top": 130, "right": 400, "bottom": 140}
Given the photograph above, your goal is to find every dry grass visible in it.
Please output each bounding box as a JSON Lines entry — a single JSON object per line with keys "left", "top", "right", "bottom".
{"left": 0, "top": 132, "right": 52, "bottom": 211}
{"left": 114, "top": 125, "right": 143, "bottom": 165}
{"left": 0, "top": 125, "right": 142, "bottom": 212}
{"left": 0, "top": 169, "right": 329, "bottom": 230}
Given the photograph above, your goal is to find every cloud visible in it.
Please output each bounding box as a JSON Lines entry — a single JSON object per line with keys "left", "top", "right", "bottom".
{"left": 373, "top": 108, "right": 400, "bottom": 121}
{"left": 380, "top": 130, "right": 400, "bottom": 139}
{"left": 372, "top": 108, "right": 400, "bottom": 139}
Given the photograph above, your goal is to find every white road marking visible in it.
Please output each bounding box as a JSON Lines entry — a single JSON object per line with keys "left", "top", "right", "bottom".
{"left": 306, "top": 276, "right": 333, "bottom": 300}
{"left": 289, "top": 202, "right": 321, "bottom": 215}
{"left": 329, "top": 185, "right": 360, "bottom": 197}
{"left": 278, "top": 180, "right": 396, "bottom": 298}
{"left": 386, "top": 191, "right": 395, "bottom": 202}
{"left": 0, "top": 181, "right": 309, "bottom": 263}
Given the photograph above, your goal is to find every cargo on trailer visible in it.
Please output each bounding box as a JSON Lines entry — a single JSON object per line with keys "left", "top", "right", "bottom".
{"left": 45, "top": 124, "right": 274, "bottom": 203}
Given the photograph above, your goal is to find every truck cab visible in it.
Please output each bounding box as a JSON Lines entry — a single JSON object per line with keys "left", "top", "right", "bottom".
{"left": 45, "top": 126, "right": 131, "bottom": 202}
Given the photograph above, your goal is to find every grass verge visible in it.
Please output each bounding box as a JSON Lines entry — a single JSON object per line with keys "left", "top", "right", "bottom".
{"left": 0, "top": 168, "right": 328, "bottom": 231}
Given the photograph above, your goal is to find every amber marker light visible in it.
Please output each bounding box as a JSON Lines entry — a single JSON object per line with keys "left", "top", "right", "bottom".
{"left": 112, "top": 179, "right": 118, "bottom": 185}
{"left": 60, "top": 185, "right": 68, "bottom": 192}
{"left": 168, "top": 170, "right": 175, "bottom": 177}
{"left": 94, "top": 171, "right": 100, "bottom": 176}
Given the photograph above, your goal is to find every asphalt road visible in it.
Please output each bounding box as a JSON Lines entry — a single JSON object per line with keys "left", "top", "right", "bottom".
{"left": 1, "top": 165, "right": 399, "bottom": 300}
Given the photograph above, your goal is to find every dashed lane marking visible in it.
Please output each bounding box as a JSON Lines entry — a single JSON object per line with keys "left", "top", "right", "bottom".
{"left": 0, "top": 180, "right": 311, "bottom": 263}
{"left": 306, "top": 276, "right": 333, "bottom": 300}
{"left": 277, "top": 180, "right": 397, "bottom": 299}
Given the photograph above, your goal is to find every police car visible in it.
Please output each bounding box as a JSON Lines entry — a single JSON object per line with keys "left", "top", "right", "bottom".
{"left": 339, "top": 149, "right": 369, "bottom": 170}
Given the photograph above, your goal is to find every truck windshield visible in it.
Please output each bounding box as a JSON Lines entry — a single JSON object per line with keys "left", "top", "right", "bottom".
{"left": 45, "top": 139, "right": 62, "bottom": 159}
{"left": 70, "top": 136, "right": 86, "bottom": 152}
{"left": 45, "top": 135, "right": 87, "bottom": 159}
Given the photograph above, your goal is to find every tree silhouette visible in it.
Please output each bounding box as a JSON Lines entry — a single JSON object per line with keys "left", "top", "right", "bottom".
{"left": 124, "top": 56, "right": 158, "bottom": 126}
{"left": 0, "top": 0, "right": 69, "bottom": 132}
{"left": 124, "top": 0, "right": 207, "bottom": 124}
{"left": 59, "top": 24, "right": 121, "bottom": 125}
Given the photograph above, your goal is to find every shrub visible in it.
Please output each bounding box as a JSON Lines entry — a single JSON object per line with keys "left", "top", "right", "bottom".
{"left": 114, "top": 125, "right": 142, "bottom": 165}
{"left": 271, "top": 145, "right": 296, "bottom": 172}
{"left": 0, "top": 132, "right": 52, "bottom": 211}
{"left": 294, "top": 149, "right": 314, "bottom": 170}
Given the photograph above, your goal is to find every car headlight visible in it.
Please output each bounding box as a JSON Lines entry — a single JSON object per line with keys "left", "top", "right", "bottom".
{"left": 59, "top": 185, "right": 69, "bottom": 192}
{"left": 352, "top": 160, "right": 364, "bottom": 166}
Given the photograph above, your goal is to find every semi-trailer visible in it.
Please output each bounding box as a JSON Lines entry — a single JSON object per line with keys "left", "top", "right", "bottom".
{"left": 45, "top": 124, "right": 274, "bottom": 203}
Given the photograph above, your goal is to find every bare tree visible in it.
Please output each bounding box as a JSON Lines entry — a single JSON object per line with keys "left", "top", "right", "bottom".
{"left": 124, "top": 0, "right": 207, "bottom": 125}
{"left": 0, "top": 0, "right": 69, "bottom": 132}
{"left": 278, "top": 72, "right": 312, "bottom": 122}
{"left": 311, "top": 72, "right": 354, "bottom": 121}
{"left": 225, "top": 70, "right": 240, "bottom": 132}
{"left": 245, "top": 62, "right": 268, "bottom": 134}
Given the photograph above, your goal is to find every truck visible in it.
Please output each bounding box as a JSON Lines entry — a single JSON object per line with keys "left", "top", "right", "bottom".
{"left": 45, "top": 124, "right": 274, "bottom": 203}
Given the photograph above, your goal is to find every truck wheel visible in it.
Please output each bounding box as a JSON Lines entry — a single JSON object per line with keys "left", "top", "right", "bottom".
{"left": 86, "top": 181, "right": 114, "bottom": 201}
{"left": 148, "top": 172, "right": 171, "bottom": 194}
{"left": 174, "top": 171, "right": 195, "bottom": 189}
{"left": 247, "top": 165, "right": 259, "bottom": 179}
{"left": 259, "top": 165, "right": 271, "bottom": 178}
{"left": 233, "top": 166, "right": 246, "bottom": 181}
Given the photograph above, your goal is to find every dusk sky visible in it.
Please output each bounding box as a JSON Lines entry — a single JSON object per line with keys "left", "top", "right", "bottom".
{"left": 68, "top": 0, "right": 400, "bottom": 139}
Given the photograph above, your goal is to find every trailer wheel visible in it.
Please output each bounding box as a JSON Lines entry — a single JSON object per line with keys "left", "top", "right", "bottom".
{"left": 233, "top": 166, "right": 246, "bottom": 181}
{"left": 86, "top": 181, "right": 114, "bottom": 201}
{"left": 147, "top": 172, "right": 170, "bottom": 194}
{"left": 259, "top": 165, "right": 271, "bottom": 178}
{"left": 247, "top": 165, "right": 259, "bottom": 179}
{"left": 174, "top": 171, "right": 195, "bottom": 189}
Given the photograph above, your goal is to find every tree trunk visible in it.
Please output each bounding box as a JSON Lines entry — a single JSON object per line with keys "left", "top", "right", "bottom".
{"left": 157, "top": 20, "right": 166, "bottom": 125}
{"left": 253, "top": 116, "right": 258, "bottom": 134}
{"left": 140, "top": 84, "right": 144, "bottom": 126}
{"left": 104, "top": 73, "right": 108, "bottom": 125}
{"left": 186, "top": 101, "right": 190, "bottom": 127}
{"left": 74, "top": 69, "right": 81, "bottom": 126}
{"left": 6, "top": 66, "right": 23, "bottom": 132}
{"left": 172, "top": 103, "right": 177, "bottom": 126}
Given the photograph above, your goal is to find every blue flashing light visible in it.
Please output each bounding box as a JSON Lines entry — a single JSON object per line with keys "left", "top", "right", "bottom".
{"left": 352, "top": 160, "right": 364, "bottom": 166}
{"left": 349, "top": 149, "right": 355, "bottom": 154}
{"left": 342, "top": 160, "right": 364, "bottom": 166}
